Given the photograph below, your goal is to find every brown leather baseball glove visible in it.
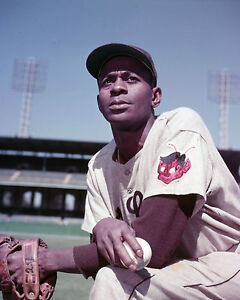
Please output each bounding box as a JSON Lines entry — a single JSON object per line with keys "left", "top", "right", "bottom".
{"left": 0, "top": 235, "right": 57, "bottom": 300}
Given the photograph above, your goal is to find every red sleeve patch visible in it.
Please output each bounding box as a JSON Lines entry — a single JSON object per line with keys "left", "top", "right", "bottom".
{"left": 157, "top": 144, "right": 194, "bottom": 184}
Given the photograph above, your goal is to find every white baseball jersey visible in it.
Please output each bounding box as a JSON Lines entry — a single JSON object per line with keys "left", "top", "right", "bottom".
{"left": 82, "top": 107, "right": 240, "bottom": 263}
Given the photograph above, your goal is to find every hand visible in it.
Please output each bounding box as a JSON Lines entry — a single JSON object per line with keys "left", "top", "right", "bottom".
{"left": 7, "top": 245, "right": 51, "bottom": 289}
{"left": 92, "top": 218, "right": 143, "bottom": 271}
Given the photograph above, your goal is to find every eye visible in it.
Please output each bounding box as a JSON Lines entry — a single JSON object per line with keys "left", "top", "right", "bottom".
{"left": 104, "top": 78, "right": 112, "bottom": 84}
{"left": 100, "top": 78, "right": 113, "bottom": 87}
{"left": 127, "top": 76, "right": 138, "bottom": 83}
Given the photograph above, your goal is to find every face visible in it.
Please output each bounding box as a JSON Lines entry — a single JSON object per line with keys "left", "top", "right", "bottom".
{"left": 97, "top": 56, "right": 161, "bottom": 131}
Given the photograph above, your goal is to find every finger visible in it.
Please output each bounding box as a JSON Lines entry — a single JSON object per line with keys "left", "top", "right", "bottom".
{"left": 11, "top": 274, "right": 22, "bottom": 289}
{"left": 98, "top": 238, "right": 116, "bottom": 265}
{"left": 119, "top": 225, "right": 143, "bottom": 258}
{"left": 105, "top": 244, "right": 116, "bottom": 265}
{"left": 123, "top": 234, "right": 143, "bottom": 258}
{"left": 129, "top": 226, "right": 136, "bottom": 237}
{"left": 111, "top": 235, "right": 137, "bottom": 270}
{"left": 99, "top": 245, "right": 112, "bottom": 264}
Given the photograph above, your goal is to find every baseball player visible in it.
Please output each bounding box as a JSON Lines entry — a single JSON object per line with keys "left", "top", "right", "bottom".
{"left": 6, "top": 43, "right": 240, "bottom": 300}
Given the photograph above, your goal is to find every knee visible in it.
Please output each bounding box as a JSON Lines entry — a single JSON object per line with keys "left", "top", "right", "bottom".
{"left": 95, "top": 265, "right": 117, "bottom": 283}
{"left": 90, "top": 266, "right": 122, "bottom": 300}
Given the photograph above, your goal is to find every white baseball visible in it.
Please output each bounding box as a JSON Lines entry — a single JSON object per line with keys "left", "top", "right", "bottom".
{"left": 121, "top": 237, "right": 152, "bottom": 271}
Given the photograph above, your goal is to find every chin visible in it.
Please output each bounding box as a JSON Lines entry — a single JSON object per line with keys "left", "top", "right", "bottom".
{"left": 104, "top": 111, "right": 131, "bottom": 123}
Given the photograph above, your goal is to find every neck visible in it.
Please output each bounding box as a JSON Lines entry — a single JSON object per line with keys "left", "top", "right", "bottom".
{"left": 112, "top": 116, "right": 155, "bottom": 164}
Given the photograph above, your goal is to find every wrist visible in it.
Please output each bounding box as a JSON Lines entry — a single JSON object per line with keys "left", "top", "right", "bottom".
{"left": 39, "top": 248, "right": 78, "bottom": 274}
{"left": 38, "top": 248, "right": 57, "bottom": 275}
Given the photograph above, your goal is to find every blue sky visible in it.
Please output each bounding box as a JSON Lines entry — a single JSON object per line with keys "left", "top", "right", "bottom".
{"left": 0, "top": 0, "right": 240, "bottom": 149}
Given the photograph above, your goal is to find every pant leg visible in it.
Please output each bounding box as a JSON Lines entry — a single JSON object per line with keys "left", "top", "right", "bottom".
{"left": 89, "top": 264, "right": 205, "bottom": 300}
{"left": 90, "top": 251, "right": 240, "bottom": 300}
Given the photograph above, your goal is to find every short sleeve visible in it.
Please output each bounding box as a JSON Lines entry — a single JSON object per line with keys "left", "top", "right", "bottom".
{"left": 144, "top": 131, "right": 212, "bottom": 214}
{"left": 82, "top": 164, "right": 112, "bottom": 233}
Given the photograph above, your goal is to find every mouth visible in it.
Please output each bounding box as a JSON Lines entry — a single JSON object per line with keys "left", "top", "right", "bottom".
{"left": 109, "top": 100, "right": 130, "bottom": 111}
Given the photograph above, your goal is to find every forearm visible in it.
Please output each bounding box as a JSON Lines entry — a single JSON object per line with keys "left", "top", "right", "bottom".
{"left": 39, "top": 248, "right": 80, "bottom": 275}
{"left": 39, "top": 244, "right": 108, "bottom": 279}
{"left": 73, "top": 243, "right": 108, "bottom": 278}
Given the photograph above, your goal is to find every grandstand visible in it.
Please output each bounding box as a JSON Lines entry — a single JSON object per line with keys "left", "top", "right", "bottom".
{"left": 0, "top": 137, "right": 106, "bottom": 218}
{"left": 0, "top": 137, "right": 239, "bottom": 219}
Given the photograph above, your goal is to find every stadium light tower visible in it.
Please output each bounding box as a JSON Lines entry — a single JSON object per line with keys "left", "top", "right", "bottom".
{"left": 208, "top": 70, "right": 240, "bottom": 149}
{"left": 12, "top": 57, "right": 47, "bottom": 138}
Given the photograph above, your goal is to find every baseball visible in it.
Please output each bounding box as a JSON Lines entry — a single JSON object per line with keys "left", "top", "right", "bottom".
{"left": 121, "top": 237, "right": 152, "bottom": 271}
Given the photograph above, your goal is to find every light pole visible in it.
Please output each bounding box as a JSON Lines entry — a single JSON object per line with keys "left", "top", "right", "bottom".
{"left": 12, "top": 57, "right": 47, "bottom": 137}
{"left": 208, "top": 70, "right": 240, "bottom": 149}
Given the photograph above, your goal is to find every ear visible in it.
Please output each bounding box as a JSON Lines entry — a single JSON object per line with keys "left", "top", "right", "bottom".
{"left": 151, "top": 87, "right": 162, "bottom": 108}
{"left": 97, "top": 95, "right": 103, "bottom": 113}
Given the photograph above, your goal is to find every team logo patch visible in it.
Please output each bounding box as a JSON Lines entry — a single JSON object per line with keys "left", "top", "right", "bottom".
{"left": 157, "top": 144, "right": 195, "bottom": 184}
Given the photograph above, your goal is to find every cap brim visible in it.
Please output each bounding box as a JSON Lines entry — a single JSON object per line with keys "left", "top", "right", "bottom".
{"left": 86, "top": 43, "right": 156, "bottom": 84}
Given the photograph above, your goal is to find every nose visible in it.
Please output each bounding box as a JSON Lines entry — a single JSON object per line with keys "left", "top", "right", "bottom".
{"left": 110, "top": 78, "right": 127, "bottom": 96}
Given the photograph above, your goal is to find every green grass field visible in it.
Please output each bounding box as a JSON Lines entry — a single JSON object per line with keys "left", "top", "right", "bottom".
{"left": 0, "top": 218, "right": 94, "bottom": 300}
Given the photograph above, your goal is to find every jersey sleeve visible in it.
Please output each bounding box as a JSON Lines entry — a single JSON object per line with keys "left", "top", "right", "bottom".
{"left": 82, "top": 163, "right": 113, "bottom": 233}
{"left": 144, "top": 130, "right": 212, "bottom": 216}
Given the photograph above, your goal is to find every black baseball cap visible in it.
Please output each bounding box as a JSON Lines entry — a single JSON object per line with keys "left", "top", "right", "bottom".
{"left": 86, "top": 43, "right": 157, "bottom": 87}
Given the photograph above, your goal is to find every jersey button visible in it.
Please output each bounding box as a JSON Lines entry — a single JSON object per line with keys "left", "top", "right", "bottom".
{"left": 124, "top": 169, "right": 131, "bottom": 176}
{"left": 127, "top": 188, "right": 133, "bottom": 194}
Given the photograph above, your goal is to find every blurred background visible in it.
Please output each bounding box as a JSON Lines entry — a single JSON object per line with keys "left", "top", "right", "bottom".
{"left": 0, "top": 0, "right": 240, "bottom": 299}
